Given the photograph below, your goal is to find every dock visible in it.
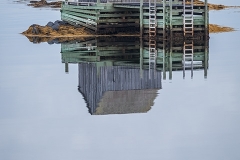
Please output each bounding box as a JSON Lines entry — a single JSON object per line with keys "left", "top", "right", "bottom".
{"left": 61, "top": 0, "right": 209, "bottom": 38}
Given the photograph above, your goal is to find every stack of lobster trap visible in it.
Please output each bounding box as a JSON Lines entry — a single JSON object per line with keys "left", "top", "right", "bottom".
{"left": 61, "top": 0, "right": 209, "bottom": 39}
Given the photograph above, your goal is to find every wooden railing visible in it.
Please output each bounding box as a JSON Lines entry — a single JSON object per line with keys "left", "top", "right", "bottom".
{"left": 108, "top": 0, "right": 162, "bottom": 3}
{"left": 64, "top": 0, "right": 163, "bottom": 4}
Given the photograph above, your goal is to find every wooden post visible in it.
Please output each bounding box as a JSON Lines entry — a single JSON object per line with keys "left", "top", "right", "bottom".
{"left": 163, "top": 40, "right": 166, "bottom": 80}
{"left": 204, "top": 36, "right": 209, "bottom": 79}
{"left": 169, "top": 40, "right": 172, "bottom": 80}
{"left": 169, "top": 0, "right": 172, "bottom": 39}
{"left": 163, "top": 0, "right": 166, "bottom": 39}
{"left": 140, "top": 38, "right": 143, "bottom": 78}
{"left": 140, "top": 0, "right": 143, "bottom": 37}
{"left": 65, "top": 63, "right": 69, "bottom": 73}
{"left": 205, "top": 0, "right": 209, "bottom": 36}
{"left": 204, "top": 46, "right": 208, "bottom": 79}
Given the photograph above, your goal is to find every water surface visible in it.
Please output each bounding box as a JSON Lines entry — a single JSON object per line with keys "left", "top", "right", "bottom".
{"left": 0, "top": 1, "right": 240, "bottom": 160}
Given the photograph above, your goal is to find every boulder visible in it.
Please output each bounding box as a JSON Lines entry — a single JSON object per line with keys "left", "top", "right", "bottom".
{"left": 54, "top": 20, "right": 68, "bottom": 25}
{"left": 46, "top": 21, "right": 54, "bottom": 27}
{"left": 51, "top": 23, "right": 60, "bottom": 30}
{"left": 30, "top": 24, "right": 39, "bottom": 34}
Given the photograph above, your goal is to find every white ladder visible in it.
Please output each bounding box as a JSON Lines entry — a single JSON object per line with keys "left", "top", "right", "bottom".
{"left": 149, "top": 0, "right": 157, "bottom": 37}
{"left": 149, "top": 39, "right": 157, "bottom": 78}
{"left": 148, "top": 0, "right": 157, "bottom": 78}
{"left": 183, "top": 40, "right": 194, "bottom": 78}
{"left": 183, "top": 0, "right": 194, "bottom": 37}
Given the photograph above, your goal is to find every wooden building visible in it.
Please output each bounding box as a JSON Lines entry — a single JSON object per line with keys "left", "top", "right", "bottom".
{"left": 61, "top": 0, "right": 209, "bottom": 37}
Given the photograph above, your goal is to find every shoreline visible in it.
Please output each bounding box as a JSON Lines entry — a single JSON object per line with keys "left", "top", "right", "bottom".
{"left": 22, "top": 24, "right": 235, "bottom": 37}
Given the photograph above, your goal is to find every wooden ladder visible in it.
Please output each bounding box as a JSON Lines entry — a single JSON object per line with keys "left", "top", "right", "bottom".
{"left": 183, "top": 40, "right": 194, "bottom": 78}
{"left": 183, "top": 0, "right": 194, "bottom": 37}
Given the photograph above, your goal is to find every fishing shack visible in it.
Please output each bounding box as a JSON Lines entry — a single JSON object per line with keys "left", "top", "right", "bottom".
{"left": 61, "top": 0, "right": 209, "bottom": 38}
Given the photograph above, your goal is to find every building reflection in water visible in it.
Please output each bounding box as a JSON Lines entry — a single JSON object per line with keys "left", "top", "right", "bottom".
{"left": 60, "top": 37, "right": 209, "bottom": 115}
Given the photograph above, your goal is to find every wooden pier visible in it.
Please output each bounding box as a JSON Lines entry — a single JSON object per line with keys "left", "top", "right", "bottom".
{"left": 61, "top": 0, "right": 209, "bottom": 37}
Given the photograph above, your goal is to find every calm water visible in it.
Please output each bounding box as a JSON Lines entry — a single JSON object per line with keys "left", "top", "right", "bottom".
{"left": 0, "top": 1, "right": 240, "bottom": 160}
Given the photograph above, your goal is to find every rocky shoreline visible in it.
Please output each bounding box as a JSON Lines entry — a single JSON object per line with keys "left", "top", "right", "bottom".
{"left": 21, "top": 0, "right": 237, "bottom": 43}
{"left": 28, "top": 0, "right": 61, "bottom": 8}
{"left": 22, "top": 22, "right": 235, "bottom": 37}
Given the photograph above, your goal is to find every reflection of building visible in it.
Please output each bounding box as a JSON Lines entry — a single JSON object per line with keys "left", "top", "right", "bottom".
{"left": 78, "top": 63, "right": 161, "bottom": 115}
{"left": 61, "top": 37, "right": 209, "bottom": 78}
{"left": 61, "top": 37, "right": 209, "bottom": 115}
{"left": 142, "top": 39, "right": 209, "bottom": 79}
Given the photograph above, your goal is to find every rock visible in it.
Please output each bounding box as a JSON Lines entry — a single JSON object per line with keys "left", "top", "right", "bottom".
{"left": 32, "top": 27, "right": 39, "bottom": 34}
{"left": 54, "top": 20, "right": 68, "bottom": 25}
{"left": 29, "top": 1, "right": 39, "bottom": 3}
{"left": 51, "top": 23, "right": 60, "bottom": 31}
{"left": 30, "top": 24, "right": 38, "bottom": 27}
{"left": 54, "top": 20, "right": 61, "bottom": 24}
{"left": 46, "top": 21, "right": 54, "bottom": 27}
{"left": 47, "top": 39, "right": 60, "bottom": 44}
{"left": 47, "top": 40, "right": 55, "bottom": 45}
{"left": 30, "top": 24, "right": 40, "bottom": 34}
{"left": 32, "top": 37, "right": 40, "bottom": 43}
